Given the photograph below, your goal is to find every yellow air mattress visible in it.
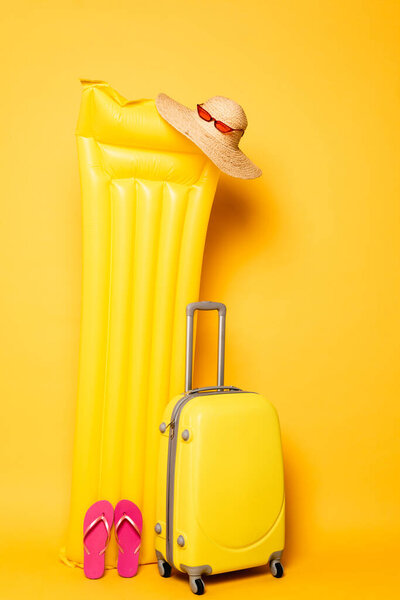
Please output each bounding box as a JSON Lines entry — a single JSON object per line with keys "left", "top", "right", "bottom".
{"left": 63, "top": 80, "right": 220, "bottom": 568}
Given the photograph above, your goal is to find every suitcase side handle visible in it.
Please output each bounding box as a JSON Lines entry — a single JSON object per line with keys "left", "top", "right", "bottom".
{"left": 185, "top": 302, "right": 226, "bottom": 392}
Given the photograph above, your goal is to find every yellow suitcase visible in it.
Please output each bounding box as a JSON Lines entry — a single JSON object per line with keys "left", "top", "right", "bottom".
{"left": 155, "top": 302, "right": 285, "bottom": 594}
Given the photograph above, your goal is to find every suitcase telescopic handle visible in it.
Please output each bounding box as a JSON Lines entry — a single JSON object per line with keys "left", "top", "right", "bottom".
{"left": 185, "top": 302, "right": 226, "bottom": 392}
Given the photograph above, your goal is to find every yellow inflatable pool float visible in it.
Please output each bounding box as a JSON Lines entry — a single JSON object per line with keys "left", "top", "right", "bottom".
{"left": 63, "top": 80, "right": 220, "bottom": 568}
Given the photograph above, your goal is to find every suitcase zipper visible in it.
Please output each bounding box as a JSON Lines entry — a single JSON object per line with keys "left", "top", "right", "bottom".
{"left": 163, "top": 420, "right": 175, "bottom": 438}
{"left": 166, "top": 393, "right": 191, "bottom": 565}
{"left": 164, "top": 386, "right": 244, "bottom": 566}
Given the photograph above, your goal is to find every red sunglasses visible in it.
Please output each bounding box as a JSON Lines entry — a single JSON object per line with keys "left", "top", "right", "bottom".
{"left": 197, "top": 104, "right": 244, "bottom": 135}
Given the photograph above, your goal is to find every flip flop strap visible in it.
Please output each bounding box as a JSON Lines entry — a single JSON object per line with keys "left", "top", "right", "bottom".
{"left": 115, "top": 513, "right": 141, "bottom": 555}
{"left": 83, "top": 514, "right": 111, "bottom": 555}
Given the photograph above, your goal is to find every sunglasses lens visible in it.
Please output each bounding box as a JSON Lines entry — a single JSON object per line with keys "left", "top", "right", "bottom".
{"left": 215, "top": 121, "right": 234, "bottom": 133}
{"left": 197, "top": 105, "right": 212, "bottom": 121}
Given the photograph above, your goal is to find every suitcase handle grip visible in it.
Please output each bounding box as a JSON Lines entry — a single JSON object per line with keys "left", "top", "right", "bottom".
{"left": 186, "top": 301, "right": 226, "bottom": 317}
{"left": 185, "top": 302, "right": 226, "bottom": 392}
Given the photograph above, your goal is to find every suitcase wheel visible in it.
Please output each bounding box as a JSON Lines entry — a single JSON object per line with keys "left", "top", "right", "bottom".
{"left": 157, "top": 559, "right": 172, "bottom": 578}
{"left": 189, "top": 576, "right": 205, "bottom": 595}
{"left": 269, "top": 559, "right": 284, "bottom": 578}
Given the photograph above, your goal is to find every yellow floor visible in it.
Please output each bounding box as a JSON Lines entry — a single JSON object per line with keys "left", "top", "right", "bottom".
{"left": 2, "top": 537, "right": 398, "bottom": 599}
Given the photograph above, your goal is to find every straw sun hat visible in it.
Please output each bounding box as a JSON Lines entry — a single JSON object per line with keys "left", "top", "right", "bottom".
{"left": 155, "top": 94, "right": 262, "bottom": 179}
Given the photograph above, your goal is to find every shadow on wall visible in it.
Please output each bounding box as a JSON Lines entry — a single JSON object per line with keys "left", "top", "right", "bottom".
{"left": 200, "top": 176, "right": 281, "bottom": 290}
{"left": 196, "top": 175, "right": 308, "bottom": 566}
{"left": 195, "top": 174, "right": 282, "bottom": 386}
{"left": 282, "top": 436, "right": 317, "bottom": 563}
{"left": 193, "top": 176, "right": 273, "bottom": 388}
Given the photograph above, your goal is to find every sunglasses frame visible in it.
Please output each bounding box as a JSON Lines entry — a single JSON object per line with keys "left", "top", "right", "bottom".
{"left": 197, "top": 104, "right": 244, "bottom": 135}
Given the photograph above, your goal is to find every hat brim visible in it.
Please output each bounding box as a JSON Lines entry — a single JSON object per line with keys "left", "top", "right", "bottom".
{"left": 155, "top": 93, "right": 262, "bottom": 180}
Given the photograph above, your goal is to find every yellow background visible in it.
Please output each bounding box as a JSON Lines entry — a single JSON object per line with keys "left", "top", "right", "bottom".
{"left": 0, "top": 1, "right": 399, "bottom": 598}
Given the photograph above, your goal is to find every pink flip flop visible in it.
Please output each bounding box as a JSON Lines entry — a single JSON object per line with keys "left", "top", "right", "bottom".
{"left": 114, "top": 499, "right": 143, "bottom": 577}
{"left": 83, "top": 500, "right": 113, "bottom": 579}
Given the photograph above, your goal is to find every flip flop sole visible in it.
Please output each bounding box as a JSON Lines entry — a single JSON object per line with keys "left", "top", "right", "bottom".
{"left": 114, "top": 499, "right": 143, "bottom": 577}
{"left": 83, "top": 500, "right": 114, "bottom": 579}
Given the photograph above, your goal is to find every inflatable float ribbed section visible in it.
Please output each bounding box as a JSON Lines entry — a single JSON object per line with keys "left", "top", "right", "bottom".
{"left": 64, "top": 80, "right": 219, "bottom": 567}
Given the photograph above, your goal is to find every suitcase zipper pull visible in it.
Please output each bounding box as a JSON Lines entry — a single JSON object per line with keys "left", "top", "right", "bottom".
{"left": 161, "top": 420, "right": 175, "bottom": 439}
